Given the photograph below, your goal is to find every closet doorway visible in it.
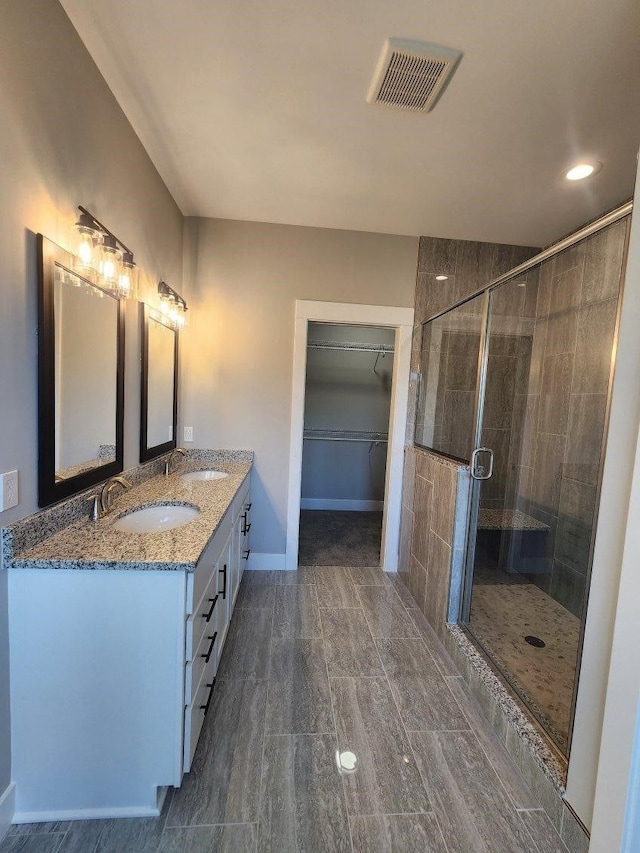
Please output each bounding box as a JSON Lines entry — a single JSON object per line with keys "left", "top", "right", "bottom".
{"left": 286, "top": 300, "right": 414, "bottom": 572}
{"left": 299, "top": 322, "right": 395, "bottom": 566}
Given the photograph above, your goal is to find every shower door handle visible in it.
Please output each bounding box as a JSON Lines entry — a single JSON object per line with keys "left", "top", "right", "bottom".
{"left": 471, "top": 447, "right": 494, "bottom": 480}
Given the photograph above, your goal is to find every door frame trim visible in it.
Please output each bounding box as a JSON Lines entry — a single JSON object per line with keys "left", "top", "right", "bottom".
{"left": 285, "top": 300, "right": 414, "bottom": 571}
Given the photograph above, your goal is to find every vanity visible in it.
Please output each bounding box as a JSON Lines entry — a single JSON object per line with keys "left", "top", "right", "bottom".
{"left": 2, "top": 450, "right": 252, "bottom": 822}
{"left": 1, "top": 233, "right": 256, "bottom": 822}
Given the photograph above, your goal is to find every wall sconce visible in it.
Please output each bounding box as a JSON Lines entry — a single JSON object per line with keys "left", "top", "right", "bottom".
{"left": 71, "top": 206, "right": 138, "bottom": 299}
{"left": 158, "top": 281, "right": 188, "bottom": 329}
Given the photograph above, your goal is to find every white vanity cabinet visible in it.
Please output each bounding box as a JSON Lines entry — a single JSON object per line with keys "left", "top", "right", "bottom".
{"left": 182, "top": 475, "right": 250, "bottom": 772}
{"left": 8, "top": 473, "right": 250, "bottom": 823}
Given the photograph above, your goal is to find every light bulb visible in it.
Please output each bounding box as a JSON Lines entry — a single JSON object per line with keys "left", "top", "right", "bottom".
{"left": 102, "top": 257, "right": 117, "bottom": 281}
{"left": 78, "top": 239, "right": 93, "bottom": 266}
{"left": 564, "top": 161, "right": 602, "bottom": 181}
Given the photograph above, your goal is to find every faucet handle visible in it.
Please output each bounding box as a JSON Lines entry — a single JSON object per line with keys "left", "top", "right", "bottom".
{"left": 86, "top": 493, "right": 102, "bottom": 521}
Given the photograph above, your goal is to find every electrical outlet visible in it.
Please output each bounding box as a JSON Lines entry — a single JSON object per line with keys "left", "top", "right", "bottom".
{"left": 0, "top": 470, "right": 19, "bottom": 511}
{"left": 184, "top": 426, "right": 194, "bottom": 442}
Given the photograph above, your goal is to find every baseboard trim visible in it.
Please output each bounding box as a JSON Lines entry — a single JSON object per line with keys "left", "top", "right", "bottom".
{"left": 0, "top": 783, "right": 15, "bottom": 841}
{"left": 300, "top": 499, "right": 384, "bottom": 511}
{"left": 246, "top": 553, "right": 287, "bottom": 571}
{"left": 12, "top": 802, "right": 161, "bottom": 823}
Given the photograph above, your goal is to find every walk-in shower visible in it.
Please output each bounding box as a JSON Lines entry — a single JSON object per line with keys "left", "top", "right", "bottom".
{"left": 414, "top": 206, "right": 631, "bottom": 754}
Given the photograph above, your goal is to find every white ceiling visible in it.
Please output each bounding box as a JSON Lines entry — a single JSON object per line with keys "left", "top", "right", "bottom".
{"left": 60, "top": 0, "right": 640, "bottom": 246}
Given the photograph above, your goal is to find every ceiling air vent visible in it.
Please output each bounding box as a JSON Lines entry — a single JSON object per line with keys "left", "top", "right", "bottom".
{"left": 366, "top": 38, "right": 462, "bottom": 113}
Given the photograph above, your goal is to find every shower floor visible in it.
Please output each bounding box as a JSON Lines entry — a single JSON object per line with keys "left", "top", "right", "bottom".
{"left": 298, "top": 509, "right": 382, "bottom": 566}
{"left": 468, "top": 568, "right": 580, "bottom": 753}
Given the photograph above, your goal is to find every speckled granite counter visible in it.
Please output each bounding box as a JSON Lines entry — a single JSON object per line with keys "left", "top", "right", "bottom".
{"left": 2, "top": 449, "right": 252, "bottom": 572}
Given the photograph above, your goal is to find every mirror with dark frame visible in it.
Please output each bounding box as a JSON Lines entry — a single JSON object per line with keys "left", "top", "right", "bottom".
{"left": 37, "top": 234, "right": 125, "bottom": 507}
{"left": 140, "top": 303, "right": 178, "bottom": 462}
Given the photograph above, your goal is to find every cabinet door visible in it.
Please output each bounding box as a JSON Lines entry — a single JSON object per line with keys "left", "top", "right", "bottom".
{"left": 216, "top": 535, "right": 232, "bottom": 652}
{"left": 239, "top": 499, "right": 251, "bottom": 579}
{"left": 230, "top": 515, "right": 242, "bottom": 607}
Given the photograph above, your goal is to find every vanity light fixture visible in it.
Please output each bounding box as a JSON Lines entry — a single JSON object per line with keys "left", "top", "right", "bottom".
{"left": 72, "top": 206, "right": 138, "bottom": 299}
{"left": 564, "top": 161, "right": 602, "bottom": 182}
{"left": 158, "top": 281, "right": 188, "bottom": 330}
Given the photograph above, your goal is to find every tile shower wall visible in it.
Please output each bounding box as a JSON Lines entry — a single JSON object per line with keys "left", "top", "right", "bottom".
{"left": 407, "top": 236, "right": 537, "bottom": 445}
{"left": 401, "top": 235, "right": 538, "bottom": 630}
{"left": 513, "top": 218, "right": 629, "bottom": 616}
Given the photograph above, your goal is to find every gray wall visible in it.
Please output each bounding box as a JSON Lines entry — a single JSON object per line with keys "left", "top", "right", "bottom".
{"left": 181, "top": 217, "right": 417, "bottom": 557}
{"left": 0, "top": 0, "right": 184, "bottom": 800}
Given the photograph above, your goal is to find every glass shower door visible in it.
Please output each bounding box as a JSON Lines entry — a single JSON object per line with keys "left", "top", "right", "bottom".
{"left": 462, "top": 218, "right": 626, "bottom": 755}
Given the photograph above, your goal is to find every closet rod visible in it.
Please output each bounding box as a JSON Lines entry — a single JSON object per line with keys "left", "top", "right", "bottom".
{"left": 304, "top": 428, "right": 388, "bottom": 443}
{"left": 307, "top": 340, "right": 394, "bottom": 354}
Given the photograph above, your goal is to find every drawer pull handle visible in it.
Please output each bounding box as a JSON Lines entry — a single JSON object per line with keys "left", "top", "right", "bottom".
{"left": 202, "top": 595, "right": 219, "bottom": 622}
{"left": 242, "top": 521, "right": 252, "bottom": 535}
{"left": 200, "top": 679, "right": 215, "bottom": 716}
{"left": 201, "top": 632, "right": 218, "bottom": 664}
{"left": 242, "top": 549, "right": 250, "bottom": 561}
{"left": 242, "top": 502, "right": 252, "bottom": 511}
{"left": 219, "top": 564, "right": 227, "bottom": 598}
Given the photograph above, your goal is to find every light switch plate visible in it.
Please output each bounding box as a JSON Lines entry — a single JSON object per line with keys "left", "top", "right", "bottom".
{"left": 0, "top": 470, "right": 18, "bottom": 511}
{"left": 184, "top": 426, "right": 194, "bottom": 442}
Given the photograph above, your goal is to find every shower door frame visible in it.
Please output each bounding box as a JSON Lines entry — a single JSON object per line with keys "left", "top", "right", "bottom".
{"left": 417, "top": 201, "right": 632, "bottom": 759}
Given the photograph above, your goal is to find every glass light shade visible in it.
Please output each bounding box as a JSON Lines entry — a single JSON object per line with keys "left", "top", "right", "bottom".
{"left": 175, "top": 302, "right": 188, "bottom": 330}
{"left": 98, "top": 235, "right": 123, "bottom": 290}
{"left": 117, "top": 253, "right": 139, "bottom": 299}
{"left": 158, "top": 293, "right": 174, "bottom": 321}
{"left": 72, "top": 213, "right": 101, "bottom": 280}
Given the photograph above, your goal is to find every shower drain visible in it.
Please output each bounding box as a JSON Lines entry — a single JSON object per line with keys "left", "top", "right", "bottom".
{"left": 524, "top": 635, "right": 546, "bottom": 648}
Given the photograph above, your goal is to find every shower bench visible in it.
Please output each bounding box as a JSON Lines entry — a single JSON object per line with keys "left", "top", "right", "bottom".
{"left": 477, "top": 508, "right": 550, "bottom": 574}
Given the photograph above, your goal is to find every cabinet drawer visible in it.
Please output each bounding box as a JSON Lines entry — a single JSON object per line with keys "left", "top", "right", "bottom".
{"left": 185, "top": 621, "right": 219, "bottom": 706}
{"left": 185, "top": 573, "right": 221, "bottom": 662}
{"left": 183, "top": 676, "right": 215, "bottom": 773}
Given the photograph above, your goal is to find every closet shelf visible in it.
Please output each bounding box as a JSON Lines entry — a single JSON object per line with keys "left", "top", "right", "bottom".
{"left": 307, "top": 340, "right": 394, "bottom": 354}
{"left": 303, "top": 429, "right": 389, "bottom": 443}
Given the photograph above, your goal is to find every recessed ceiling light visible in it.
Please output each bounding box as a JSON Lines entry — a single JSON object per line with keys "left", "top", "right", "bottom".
{"left": 564, "top": 161, "right": 602, "bottom": 181}
{"left": 435, "top": 274, "right": 448, "bottom": 281}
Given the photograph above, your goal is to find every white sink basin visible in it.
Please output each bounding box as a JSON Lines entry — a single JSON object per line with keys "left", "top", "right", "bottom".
{"left": 113, "top": 503, "right": 200, "bottom": 533}
{"left": 180, "top": 470, "right": 229, "bottom": 482}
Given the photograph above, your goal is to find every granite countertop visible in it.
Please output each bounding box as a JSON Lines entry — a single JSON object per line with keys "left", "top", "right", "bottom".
{"left": 6, "top": 458, "right": 251, "bottom": 572}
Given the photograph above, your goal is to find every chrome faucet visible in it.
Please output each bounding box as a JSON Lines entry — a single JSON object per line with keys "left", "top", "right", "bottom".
{"left": 99, "top": 476, "right": 132, "bottom": 514}
{"left": 164, "top": 447, "right": 187, "bottom": 476}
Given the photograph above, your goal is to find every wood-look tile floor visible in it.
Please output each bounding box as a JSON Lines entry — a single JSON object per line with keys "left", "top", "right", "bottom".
{"left": 2, "top": 568, "right": 573, "bottom": 853}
